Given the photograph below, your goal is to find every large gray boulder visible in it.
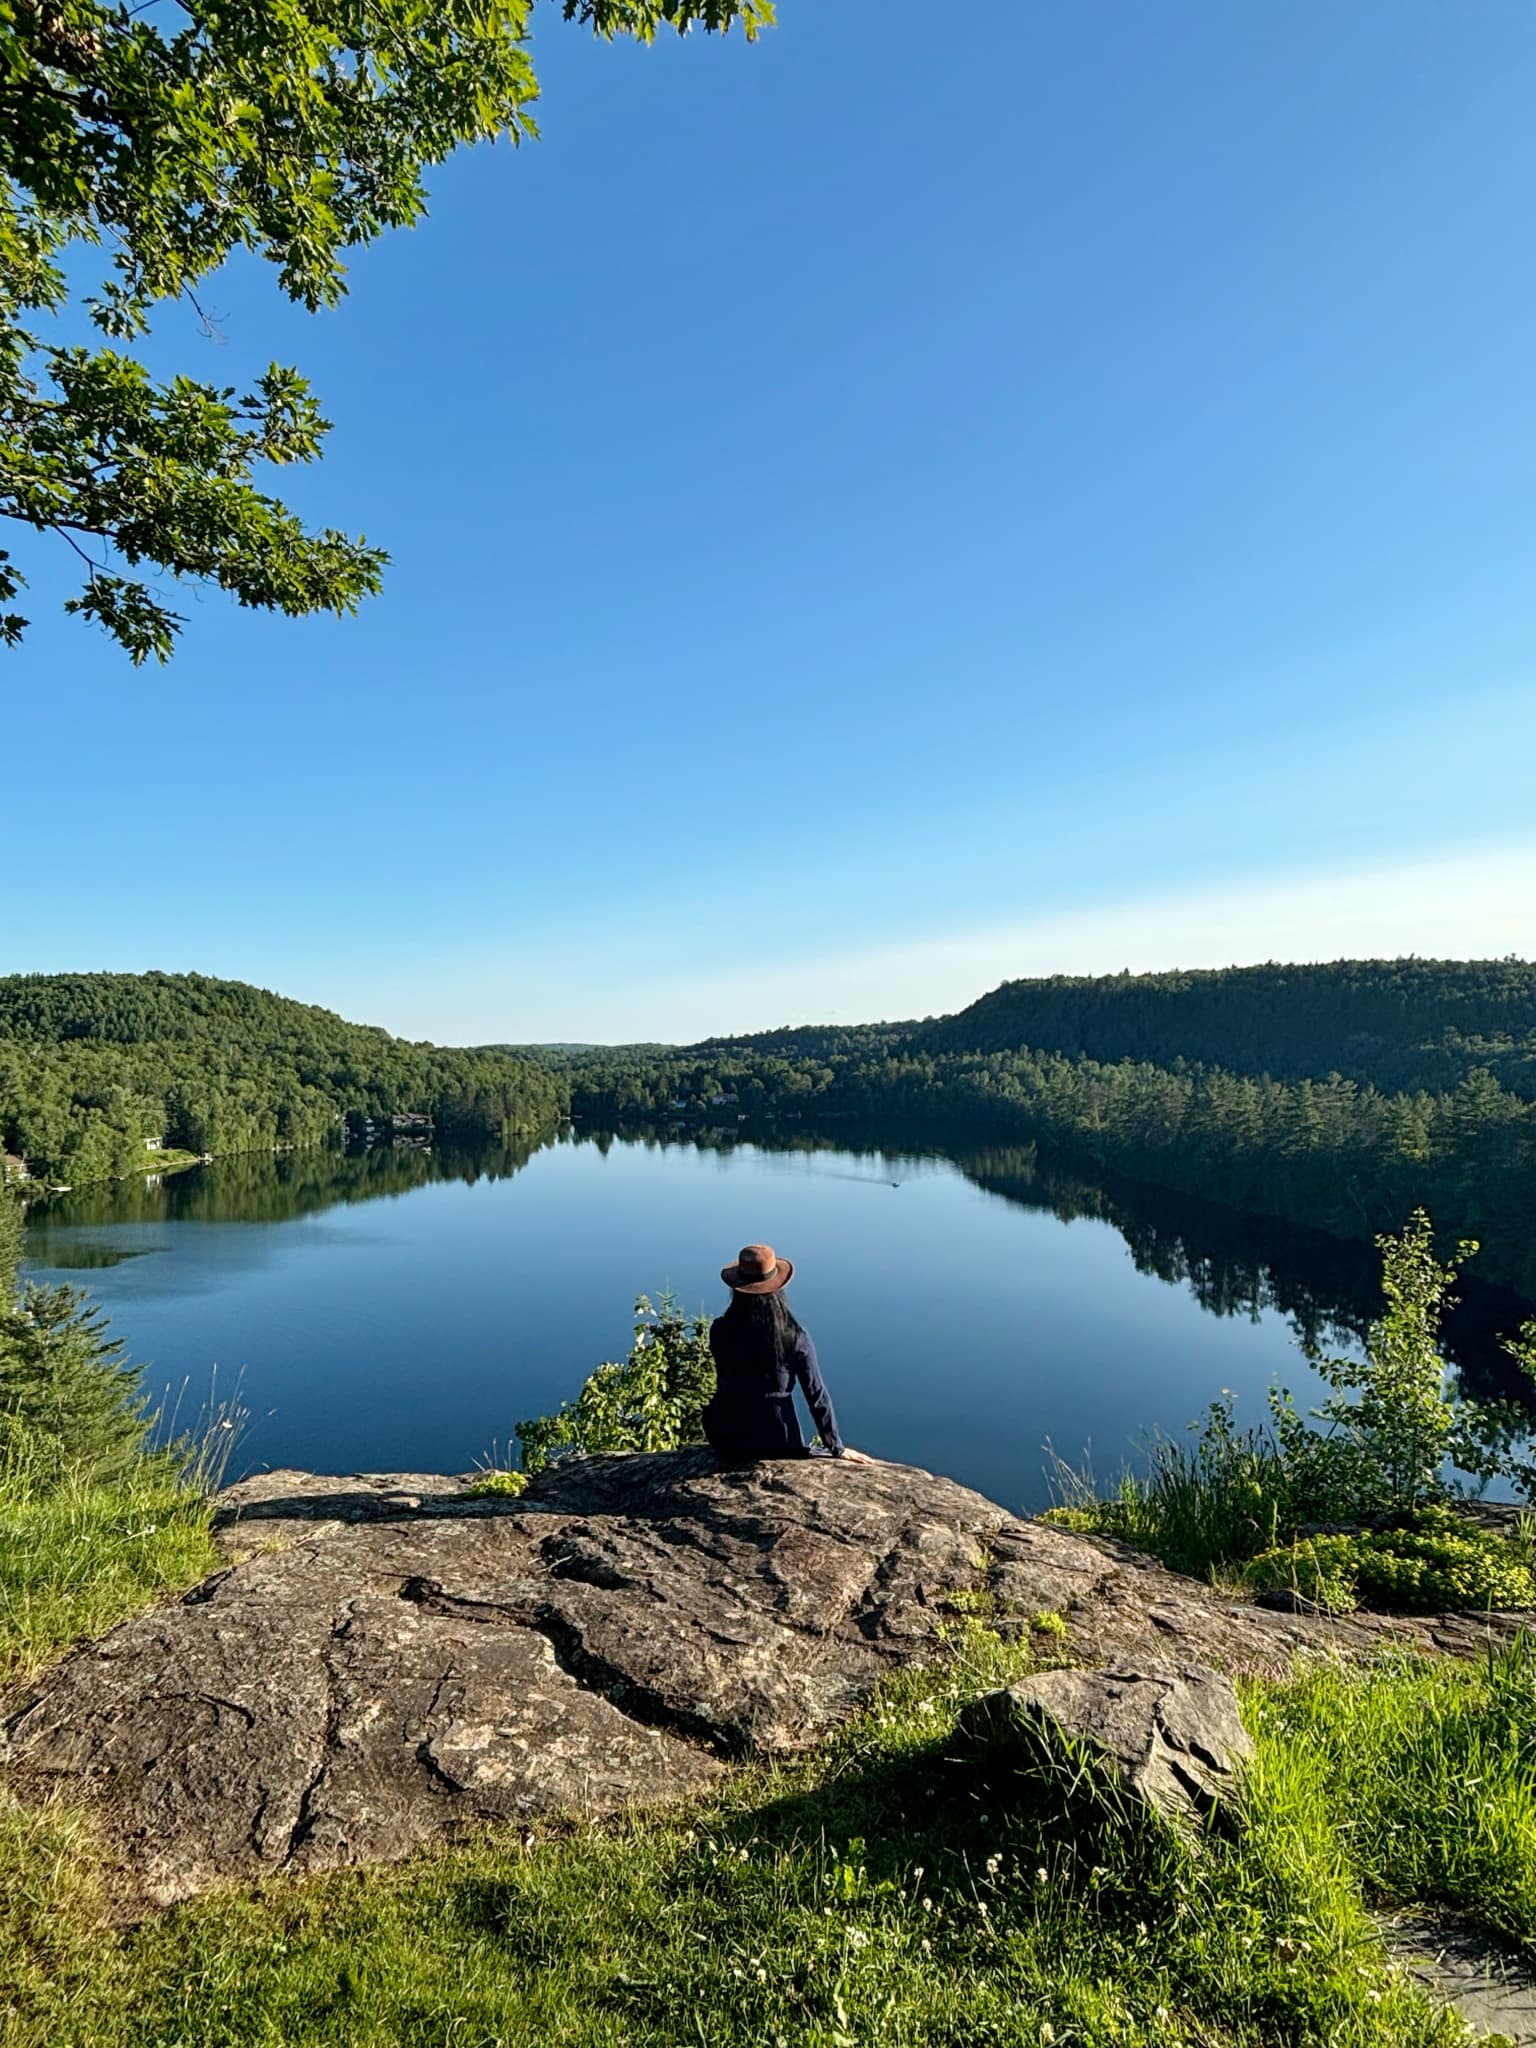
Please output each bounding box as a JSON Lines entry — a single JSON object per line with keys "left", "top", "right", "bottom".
{"left": 959, "top": 1663, "right": 1254, "bottom": 1834}
{"left": 0, "top": 1451, "right": 1515, "bottom": 1905}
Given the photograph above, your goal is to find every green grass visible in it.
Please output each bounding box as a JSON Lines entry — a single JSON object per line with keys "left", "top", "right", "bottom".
{"left": 0, "top": 1243, "right": 1523, "bottom": 2047}
{"left": 5, "top": 1618, "right": 1522, "bottom": 2048}
{"left": 1245, "top": 1638, "right": 1536, "bottom": 1955}
{"left": 1044, "top": 1408, "right": 1295, "bottom": 1580}
{"left": 1045, "top": 1412, "right": 1536, "bottom": 1620}
{"left": 4, "top": 1231, "right": 1524, "bottom": 2045}
{"left": 0, "top": 1429, "right": 222, "bottom": 1684}
{"left": 1048, "top": 1439, "right": 1536, "bottom": 1618}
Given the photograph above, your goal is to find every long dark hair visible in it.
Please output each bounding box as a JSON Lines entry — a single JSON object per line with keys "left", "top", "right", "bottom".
{"left": 719, "top": 1288, "right": 804, "bottom": 1366}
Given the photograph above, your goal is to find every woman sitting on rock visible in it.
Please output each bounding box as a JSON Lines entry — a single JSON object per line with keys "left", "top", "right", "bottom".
{"left": 704, "top": 1244, "right": 870, "bottom": 1464}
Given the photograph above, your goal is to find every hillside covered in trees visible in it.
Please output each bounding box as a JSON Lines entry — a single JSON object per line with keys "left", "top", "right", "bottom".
{"left": 557, "top": 959, "right": 1536, "bottom": 1301}
{"left": 0, "top": 974, "right": 568, "bottom": 1184}
{"left": 916, "top": 959, "right": 1536, "bottom": 1096}
{"left": 7, "top": 960, "right": 1535, "bottom": 1300}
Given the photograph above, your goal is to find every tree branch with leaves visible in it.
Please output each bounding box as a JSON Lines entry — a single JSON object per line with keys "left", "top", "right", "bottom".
{"left": 0, "top": 0, "right": 772, "bottom": 659}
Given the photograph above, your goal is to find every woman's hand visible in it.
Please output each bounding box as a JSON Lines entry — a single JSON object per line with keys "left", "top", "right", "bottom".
{"left": 838, "top": 1446, "right": 875, "bottom": 1464}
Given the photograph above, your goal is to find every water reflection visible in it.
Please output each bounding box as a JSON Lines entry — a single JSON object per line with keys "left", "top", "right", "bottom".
{"left": 23, "top": 1133, "right": 542, "bottom": 1234}
{"left": 566, "top": 1120, "right": 1533, "bottom": 1408}
{"left": 952, "top": 1143, "right": 1531, "bottom": 1408}
{"left": 24, "top": 1120, "right": 1533, "bottom": 1416}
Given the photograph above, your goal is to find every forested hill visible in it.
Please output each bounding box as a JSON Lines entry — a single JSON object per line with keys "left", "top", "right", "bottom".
{"left": 559, "top": 958, "right": 1536, "bottom": 1299}
{"left": 916, "top": 959, "right": 1536, "bottom": 1097}
{"left": 0, "top": 973, "right": 567, "bottom": 1184}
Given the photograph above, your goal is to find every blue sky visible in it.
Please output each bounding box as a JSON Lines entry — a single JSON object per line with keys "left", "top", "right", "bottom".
{"left": 7, "top": 1, "right": 1535, "bottom": 1042}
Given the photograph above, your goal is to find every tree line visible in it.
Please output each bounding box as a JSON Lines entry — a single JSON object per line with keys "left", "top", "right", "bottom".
{"left": 915, "top": 958, "right": 1536, "bottom": 1098}
{"left": 0, "top": 973, "right": 568, "bottom": 1184}
{"left": 557, "top": 961, "right": 1536, "bottom": 1301}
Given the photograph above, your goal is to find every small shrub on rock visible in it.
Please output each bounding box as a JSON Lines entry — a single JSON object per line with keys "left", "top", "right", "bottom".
{"left": 514, "top": 1293, "right": 713, "bottom": 1476}
{"left": 1243, "top": 1512, "right": 1536, "bottom": 1616}
{"left": 1271, "top": 1209, "right": 1536, "bottom": 1520}
{"left": 1243, "top": 1540, "right": 1358, "bottom": 1615}
{"left": 1051, "top": 1211, "right": 1536, "bottom": 1601}
{"left": 462, "top": 1469, "right": 527, "bottom": 1499}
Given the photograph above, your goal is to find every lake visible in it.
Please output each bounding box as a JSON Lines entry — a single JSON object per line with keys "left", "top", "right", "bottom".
{"left": 20, "top": 1124, "right": 1533, "bottom": 1514}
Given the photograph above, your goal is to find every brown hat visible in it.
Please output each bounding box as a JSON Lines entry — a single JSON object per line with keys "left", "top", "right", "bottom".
{"left": 720, "top": 1243, "right": 794, "bottom": 1294}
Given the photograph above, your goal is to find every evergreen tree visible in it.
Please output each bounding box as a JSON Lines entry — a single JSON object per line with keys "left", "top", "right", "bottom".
{"left": 0, "top": 1284, "right": 158, "bottom": 1485}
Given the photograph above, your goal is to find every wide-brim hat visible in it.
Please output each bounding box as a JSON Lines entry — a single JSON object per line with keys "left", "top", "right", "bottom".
{"left": 721, "top": 1243, "right": 794, "bottom": 1294}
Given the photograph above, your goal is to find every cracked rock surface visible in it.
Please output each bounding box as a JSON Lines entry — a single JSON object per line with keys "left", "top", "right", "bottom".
{"left": 2, "top": 1451, "right": 1527, "bottom": 1904}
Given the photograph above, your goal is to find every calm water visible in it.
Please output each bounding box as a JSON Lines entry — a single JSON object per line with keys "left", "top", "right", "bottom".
{"left": 20, "top": 1126, "right": 1533, "bottom": 1514}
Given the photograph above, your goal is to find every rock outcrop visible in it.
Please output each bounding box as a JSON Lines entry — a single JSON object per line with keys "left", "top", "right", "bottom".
{"left": 1378, "top": 1911, "right": 1536, "bottom": 2047}
{"left": 2, "top": 1451, "right": 1527, "bottom": 1905}
{"left": 959, "top": 1663, "right": 1253, "bottom": 1834}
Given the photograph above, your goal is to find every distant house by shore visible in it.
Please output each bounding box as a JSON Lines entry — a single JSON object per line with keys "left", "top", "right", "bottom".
{"left": 144, "top": 1136, "right": 163, "bottom": 1151}
{"left": 2, "top": 1151, "right": 28, "bottom": 1181}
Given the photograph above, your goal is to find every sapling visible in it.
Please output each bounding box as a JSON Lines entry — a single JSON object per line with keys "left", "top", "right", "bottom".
{"left": 1270, "top": 1209, "right": 1536, "bottom": 1519}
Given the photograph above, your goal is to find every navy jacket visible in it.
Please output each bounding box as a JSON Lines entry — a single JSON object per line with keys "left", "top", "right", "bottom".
{"left": 704, "top": 1317, "right": 844, "bottom": 1461}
